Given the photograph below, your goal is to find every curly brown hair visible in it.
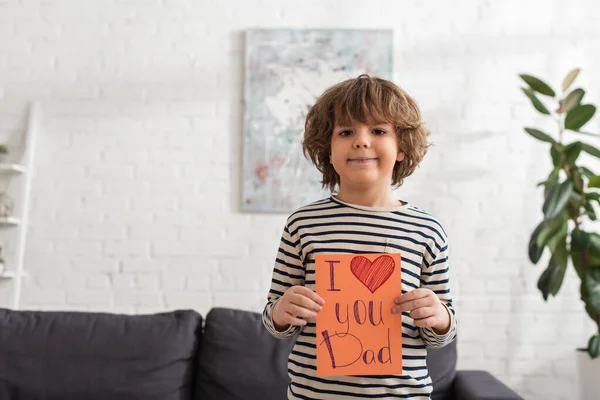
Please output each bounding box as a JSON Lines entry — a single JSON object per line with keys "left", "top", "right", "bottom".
{"left": 302, "top": 74, "right": 430, "bottom": 192}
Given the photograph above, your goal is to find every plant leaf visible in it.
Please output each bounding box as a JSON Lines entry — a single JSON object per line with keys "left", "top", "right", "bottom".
{"left": 585, "top": 202, "right": 597, "bottom": 221}
{"left": 585, "top": 303, "right": 599, "bottom": 323}
{"left": 589, "top": 176, "right": 600, "bottom": 189}
{"left": 572, "top": 228, "right": 590, "bottom": 252}
{"left": 586, "top": 192, "right": 600, "bottom": 202}
{"left": 543, "top": 181, "right": 573, "bottom": 220}
{"left": 524, "top": 128, "right": 556, "bottom": 144}
{"left": 587, "top": 233, "right": 600, "bottom": 266}
{"left": 520, "top": 74, "right": 556, "bottom": 97}
{"left": 572, "top": 169, "right": 584, "bottom": 193}
{"left": 564, "top": 142, "right": 582, "bottom": 165}
{"left": 528, "top": 221, "right": 546, "bottom": 264}
{"left": 548, "top": 220, "right": 568, "bottom": 253}
{"left": 542, "top": 183, "right": 559, "bottom": 215}
{"left": 588, "top": 335, "right": 600, "bottom": 359}
{"left": 573, "top": 250, "right": 586, "bottom": 280}
{"left": 561, "top": 88, "right": 585, "bottom": 113}
{"left": 548, "top": 234, "right": 568, "bottom": 296}
{"left": 538, "top": 167, "right": 560, "bottom": 188}
{"left": 572, "top": 229, "right": 589, "bottom": 279}
{"left": 581, "top": 281, "right": 599, "bottom": 329}
{"left": 580, "top": 166, "right": 596, "bottom": 179}
{"left": 538, "top": 258, "right": 559, "bottom": 300}
{"left": 562, "top": 68, "right": 581, "bottom": 92}
{"left": 521, "top": 88, "right": 551, "bottom": 115}
{"left": 537, "top": 213, "right": 568, "bottom": 248}
{"left": 551, "top": 145, "right": 561, "bottom": 168}
{"left": 581, "top": 142, "right": 600, "bottom": 159}
{"left": 574, "top": 237, "right": 600, "bottom": 275}
{"left": 565, "top": 104, "right": 596, "bottom": 131}
{"left": 586, "top": 268, "right": 600, "bottom": 312}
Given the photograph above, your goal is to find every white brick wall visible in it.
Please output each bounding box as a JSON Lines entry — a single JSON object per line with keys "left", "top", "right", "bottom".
{"left": 1, "top": 0, "right": 600, "bottom": 398}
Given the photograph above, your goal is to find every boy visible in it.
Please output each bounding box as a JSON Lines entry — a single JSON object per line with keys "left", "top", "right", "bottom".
{"left": 262, "top": 74, "right": 457, "bottom": 399}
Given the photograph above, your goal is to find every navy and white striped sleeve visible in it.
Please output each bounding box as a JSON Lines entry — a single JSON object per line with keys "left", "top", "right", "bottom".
{"left": 262, "top": 221, "right": 306, "bottom": 339}
{"left": 419, "top": 236, "right": 457, "bottom": 348}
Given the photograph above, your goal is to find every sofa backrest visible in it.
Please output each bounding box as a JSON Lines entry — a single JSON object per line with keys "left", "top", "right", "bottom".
{"left": 0, "top": 308, "right": 202, "bottom": 400}
{"left": 195, "top": 307, "right": 295, "bottom": 400}
{"left": 427, "top": 337, "right": 457, "bottom": 399}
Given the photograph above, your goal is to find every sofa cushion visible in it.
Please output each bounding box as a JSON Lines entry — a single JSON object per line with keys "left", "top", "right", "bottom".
{"left": 427, "top": 339, "right": 457, "bottom": 400}
{"left": 195, "top": 307, "right": 295, "bottom": 400}
{"left": 0, "top": 308, "right": 202, "bottom": 400}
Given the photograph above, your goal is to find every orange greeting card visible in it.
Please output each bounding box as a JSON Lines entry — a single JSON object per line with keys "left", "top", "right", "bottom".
{"left": 315, "top": 253, "right": 403, "bottom": 376}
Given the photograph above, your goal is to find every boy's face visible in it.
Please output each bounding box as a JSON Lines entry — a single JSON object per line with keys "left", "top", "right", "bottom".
{"left": 330, "top": 117, "right": 405, "bottom": 190}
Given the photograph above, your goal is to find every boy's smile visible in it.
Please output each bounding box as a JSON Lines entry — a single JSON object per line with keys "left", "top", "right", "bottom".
{"left": 347, "top": 157, "right": 377, "bottom": 163}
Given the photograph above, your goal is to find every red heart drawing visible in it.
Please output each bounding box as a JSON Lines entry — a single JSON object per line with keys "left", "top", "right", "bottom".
{"left": 350, "top": 255, "right": 395, "bottom": 294}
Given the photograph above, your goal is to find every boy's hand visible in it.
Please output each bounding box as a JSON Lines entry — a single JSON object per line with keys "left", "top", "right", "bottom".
{"left": 272, "top": 286, "right": 325, "bottom": 331}
{"left": 392, "top": 288, "right": 451, "bottom": 335}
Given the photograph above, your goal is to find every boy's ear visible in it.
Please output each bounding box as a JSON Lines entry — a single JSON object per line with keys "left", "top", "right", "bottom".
{"left": 396, "top": 152, "right": 405, "bottom": 162}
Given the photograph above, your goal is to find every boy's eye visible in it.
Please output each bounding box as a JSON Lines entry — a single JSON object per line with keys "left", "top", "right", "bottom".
{"left": 337, "top": 129, "right": 387, "bottom": 136}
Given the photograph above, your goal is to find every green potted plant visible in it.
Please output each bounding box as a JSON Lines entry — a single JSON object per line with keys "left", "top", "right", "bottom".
{"left": 0, "top": 144, "right": 7, "bottom": 163}
{"left": 520, "top": 68, "right": 600, "bottom": 396}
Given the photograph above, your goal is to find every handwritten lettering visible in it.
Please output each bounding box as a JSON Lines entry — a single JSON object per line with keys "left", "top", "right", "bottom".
{"left": 326, "top": 260, "right": 341, "bottom": 292}
{"left": 335, "top": 303, "right": 350, "bottom": 336}
{"left": 335, "top": 300, "right": 384, "bottom": 336}
{"left": 320, "top": 328, "right": 392, "bottom": 368}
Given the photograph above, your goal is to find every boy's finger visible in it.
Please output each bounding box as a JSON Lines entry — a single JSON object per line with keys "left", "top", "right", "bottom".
{"left": 291, "top": 292, "right": 323, "bottom": 311}
{"left": 394, "top": 288, "right": 429, "bottom": 305}
{"left": 288, "top": 304, "right": 318, "bottom": 319}
{"left": 297, "top": 286, "right": 325, "bottom": 306}
{"left": 283, "top": 312, "right": 308, "bottom": 327}
{"left": 393, "top": 297, "right": 430, "bottom": 313}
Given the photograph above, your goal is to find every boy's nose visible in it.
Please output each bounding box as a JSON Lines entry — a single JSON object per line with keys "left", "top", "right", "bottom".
{"left": 352, "top": 131, "right": 371, "bottom": 149}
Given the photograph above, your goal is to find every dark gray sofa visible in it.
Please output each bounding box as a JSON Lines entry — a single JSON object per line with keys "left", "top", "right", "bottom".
{"left": 0, "top": 307, "right": 522, "bottom": 400}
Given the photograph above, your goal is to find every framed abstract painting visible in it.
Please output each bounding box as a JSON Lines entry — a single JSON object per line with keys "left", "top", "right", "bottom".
{"left": 242, "top": 29, "right": 393, "bottom": 212}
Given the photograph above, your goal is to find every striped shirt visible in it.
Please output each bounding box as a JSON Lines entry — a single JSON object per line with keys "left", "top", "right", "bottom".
{"left": 262, "top": 196, "right": 457, "bottom": 399}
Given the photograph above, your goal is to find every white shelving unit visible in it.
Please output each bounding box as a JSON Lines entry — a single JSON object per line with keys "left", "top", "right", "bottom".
{"left": 0, "top": 102, "right": 38, "bottom": 309}
{"left": 0, "top": 164, "right": 26, "bottom": 174}
{"left": 0, "top": 217, "right": 20, "bottom": 226}
{"left": 0, "top": 271, "right": 17, "bottom": 279}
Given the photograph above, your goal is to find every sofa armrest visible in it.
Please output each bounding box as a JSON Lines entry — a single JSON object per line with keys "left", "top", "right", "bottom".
{"left": 453, "top": 370, "right": 523, "bottom": 400}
